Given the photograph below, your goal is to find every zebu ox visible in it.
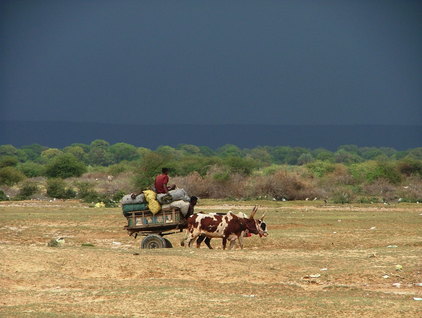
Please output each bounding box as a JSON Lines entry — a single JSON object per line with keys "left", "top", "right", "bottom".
{"left": 184, "top": 207, "right": 267, "bottom": 250}
{"left": 195, "top": 211, "right": 267, "bottom": 249}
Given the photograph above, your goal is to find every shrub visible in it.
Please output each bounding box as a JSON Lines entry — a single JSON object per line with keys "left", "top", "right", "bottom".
{"left": 45, "top": 154, "right": 87, "bottom": 179}
{"left": 74, "top": 182, "right": 119, "bottom": 207}
{"left": 397, "top": 177, "right": 422, "bottom": 203}
{"left": 107, "top": 162, "right": 132, "bottom": 176}
{"left": 46, "top": 179, "right": 76, "bottom": 199}
{"left": 368, "top": 161, "right": 402, "bottom": 184}
{"left": 253, "top": 170, "right": 318, "bottom": 200}
{"left": 0, "top": 167, "right": 26, "bottom": 186}
{"left": 172, "top": 172, "right": 210, "bottom": 198}
{"left": 257, "top": 164, "right": 282, "bottom": 176}
{"left": 357, "top": 197, "right": 380, "bottom": 204}
{"left": 16, "top": 181, "right": 39, "bottom": 200}
{"left": 306, "top": 160, "right": 335, "bottom": 178}
{"left": 212, "top": 171, "right": 231, "bottom": 183}
{"left": 75, "top": 182, "right": 99, "bottom": 202}
{"left": 363, "top": 179, "right": 397, "bottom": 201}
{"left": 324, "top": 164, "right": 355, "bottom": 185}
{"left": 18, "top": 161, "right": 46, "bottom": 177}
{"left": 397, "top": 159, "right": 422, "bottom": 177}
{"left": 222, "top": 156, "right": 259, "bottom": 175}
{"left": 331, "top": 188, "right": 354, "bottom": 204}
{"left": 0, "top": 189, "right": 9, "bottom": 201}
{"left": 171, "top": 156, "right": 220, "bottom": 176}
{"left": 94, "top": 194, "right": 119, "bottom": 207}
{"left": 349, "top": 161, "right": 402, "bottom": 184}
{"left": 112, "top": 190, "right": 126, "bottom": 202}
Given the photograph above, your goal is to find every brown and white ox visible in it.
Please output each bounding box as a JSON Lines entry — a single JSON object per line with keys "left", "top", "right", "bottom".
{"left": 195, "top": 211, "right": 267, "bottom": 249}
{"left": 184, "top": 207, "right": 268, "bottom": 250}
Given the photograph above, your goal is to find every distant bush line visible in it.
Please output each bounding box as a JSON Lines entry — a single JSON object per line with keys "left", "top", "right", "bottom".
{"left": 0, "top": 141, "right": 421, "bottom": 204}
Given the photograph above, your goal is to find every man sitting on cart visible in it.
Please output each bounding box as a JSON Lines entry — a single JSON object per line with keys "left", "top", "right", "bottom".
{"left": 131, "top": 167, "right": 176, "bottom": 199}
{"left": 154, "top": 167, "right": 176, "bottom": 194}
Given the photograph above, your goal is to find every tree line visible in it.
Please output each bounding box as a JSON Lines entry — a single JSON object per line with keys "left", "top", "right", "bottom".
{"left": 0, "top": 141, "right": 421, "bottom": 180}
{"left": 0, "top": 140, "right": 421, "bottom": 204}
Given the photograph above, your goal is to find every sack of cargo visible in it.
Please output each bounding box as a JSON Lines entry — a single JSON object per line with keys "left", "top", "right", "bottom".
{"left": 121, "top": 193, "right": 146, "bottom": 205}
{"left": 122, "top": 203, "right": 148, "bottom": 214}
{"left": 168, "top": 188, "right": 190, "bottom": 202}
{"left": 162, "top": 200, "right": 190, "bottom": 216}
{"left": 143, "top": 190, "right": 161, "bottom": 214}
{"left": 157, "top": 193, "right": 173, "bottom": 204}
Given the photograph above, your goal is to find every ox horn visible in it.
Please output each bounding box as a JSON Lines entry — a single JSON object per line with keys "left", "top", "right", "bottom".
{"left": 250, "top": 206, "right": 258, "bottom": 219}
{"left": 260, "top": 213, "right": 266, "bottom": 221}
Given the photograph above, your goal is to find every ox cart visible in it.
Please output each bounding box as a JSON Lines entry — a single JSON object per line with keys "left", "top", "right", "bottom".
{"left": 124, "top": 207, "right": 186, "bottom": 249}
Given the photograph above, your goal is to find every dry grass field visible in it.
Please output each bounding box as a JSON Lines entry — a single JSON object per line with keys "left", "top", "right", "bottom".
{"left": 0, "top": 199, "right": 421, "bottom": 317}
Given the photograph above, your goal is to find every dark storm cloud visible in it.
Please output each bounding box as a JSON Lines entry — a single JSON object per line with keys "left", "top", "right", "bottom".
{"left": 1, "top": 0, "right": 421, "bottom": 125}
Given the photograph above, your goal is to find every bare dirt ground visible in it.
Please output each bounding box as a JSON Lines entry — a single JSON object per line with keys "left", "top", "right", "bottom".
{"left": 0, "top": 200, "right": 421, "bottom": 317}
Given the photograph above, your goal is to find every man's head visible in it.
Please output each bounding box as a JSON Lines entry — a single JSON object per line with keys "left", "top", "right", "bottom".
{"left": 190, "top": 196, "right": 198, "bottom": 206}
{"left": 162, "top": 168, "right": 169, "bottom": 174}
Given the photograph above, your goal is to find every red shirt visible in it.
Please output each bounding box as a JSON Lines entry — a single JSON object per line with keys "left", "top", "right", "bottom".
{"left": 154, "top": 174, "right": 169, "bottom": 193}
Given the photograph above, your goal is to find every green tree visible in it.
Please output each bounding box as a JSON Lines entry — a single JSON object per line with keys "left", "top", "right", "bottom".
{"left": 41, "top": 148, "right": 64, "bottom": 162}
{"left": 334, "top": 149, "right": 362, "bottom": 164}
{"left": 137, "top": 147, "right": 153, "bottom": 159}
{"left": 269, "top": 146, "right": 292, "bottom": 164}
{"left": 176, "top": 144, "right": 201, "bottom": 156}
{"left": 21, "top": 144, "right": 47, "bottom": 161}
{"left": 109, "top": 142, "right": 139, "bottom": 163}
{"left": 222, "top": 156, "right": 258, "bottom": 175}
{"left": 284, "top": 147, "right": 310, "bottom": 165}
{"left": 0, "top": 145, "right": 18, "bottom": 157}
{"left": 217, "top": 144, "right": 243, "bottom": 158}
{"left": 338, "top": 145, "right": 359, "bottom": 155}
{"left": 45, "top": 154, "right": 87, "bottom": 178}
{"left": 63, "top": 145, "right": 87, "bottom": 163}
{"left": 70, "top": 143, "right": 90, "bottom": 152}
{"left": 359, "top": 147, "right": 385, "bottom": 160}
{"left": 0, "top": 156, "right": 18, "bottom": 168}
{"left": 313, "top": 148, "right": 335, "bottom": 162}
{"left": 88, "top": 140, "right": 112, "bottom": 166}
{"left": 198, "top": 146, "right": 215, "bottom": 157}
{"left": 406, "top": 148, "right": 422, "bottom": 160}
{"left": 246, "top": 147, "right": 272, "bottom": 165}
{"left": 155, "top": 146, "right": 181, "bottom": 160}
{"left": 133, "top": 152, "right": 167, "bottom": 190}
{"left": 297, "top": 153, "right": 315, "bottom": 165}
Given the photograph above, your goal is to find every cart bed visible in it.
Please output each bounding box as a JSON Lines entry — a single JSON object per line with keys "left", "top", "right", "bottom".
{"left": 124, "top": 207, "right": 186, "bottom": 236}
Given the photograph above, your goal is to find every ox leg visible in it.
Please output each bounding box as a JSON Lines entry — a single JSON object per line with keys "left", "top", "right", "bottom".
{"left": 204, "top": 237, "right": 213, "bottom": 249}
{"left": 222, "top": 237, "right": 227, "bottom": 250}
{"left": 195, "top": 235, "right": 213, "bottom": 249}
{"left": 196, "top": 234, "right": 205, "bottom": 248}
{"left": 238, "top": 234, "right": 244, "bottom": 249}
{"left": 184, "top": 231, "right": 197, "bottom": 248}
{"left": 229, "top": 239, "right": 237, "bottom": 250}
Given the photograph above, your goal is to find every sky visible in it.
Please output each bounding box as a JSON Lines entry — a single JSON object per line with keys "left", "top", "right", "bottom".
{"left": 1, "top": 0, "right": 421, "bottom": 126}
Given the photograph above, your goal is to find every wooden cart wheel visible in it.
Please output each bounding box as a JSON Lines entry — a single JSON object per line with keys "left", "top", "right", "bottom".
{"left": 141, "top": 234, "right": 166, "bottom": 249}
{"left": 163, "top": 238, "right": 173, "bottom": 248}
